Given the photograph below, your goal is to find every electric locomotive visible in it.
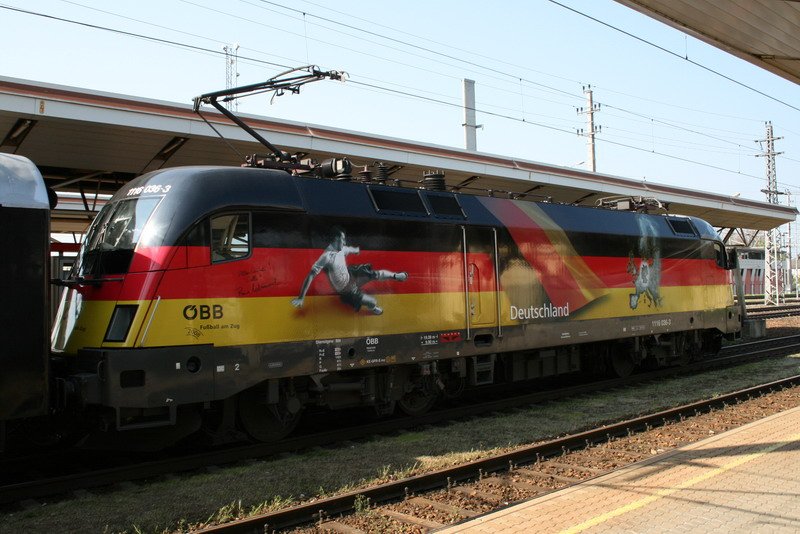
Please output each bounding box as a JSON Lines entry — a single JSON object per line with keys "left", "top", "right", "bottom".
{"left": 0, "top": 68, "right": 741, "bottom": 448}
{"left": 45, "top": 162, "right": 740, "bottom": 443}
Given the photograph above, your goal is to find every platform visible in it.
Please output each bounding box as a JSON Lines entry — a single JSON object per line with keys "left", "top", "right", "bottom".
{"left": 436, "top": 405, "right": 800, "bottom": 533}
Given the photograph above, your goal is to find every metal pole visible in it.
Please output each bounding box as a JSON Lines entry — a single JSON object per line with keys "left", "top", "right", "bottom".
{"left": 585, "top": 87, "right": 596, "bottom": 172}
{"left": 787, "top": 190, "right": 794, "bottom": 295}
{"left": 732, "top": 248, "right": 747, "bottom": 321}
{"left": 776, "top": 232, "right": 782, "bottom": 299}
{"left": 576, "top": 85, "right": 600, "bottom": 172}
{"left": 463, "top": 79, "right": 478, "bottom": 152}
{"left": 757, "top": 121, "right": 783, "bottom": 305}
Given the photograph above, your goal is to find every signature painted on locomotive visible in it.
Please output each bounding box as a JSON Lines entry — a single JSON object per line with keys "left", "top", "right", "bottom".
{"left": 185, "top": 327, "right": 202, "bottom": 339}
{"left": 291, "top": 226, "right": 408, "bottom": 315}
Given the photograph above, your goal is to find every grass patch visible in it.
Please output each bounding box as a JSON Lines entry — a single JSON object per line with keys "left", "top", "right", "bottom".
{"left": 2, "top": 355, "right": 799, "bottom": 533}
{"left": 393, "top": 431, "right": 426, "bottom": 444}
{"left": 353, "top": 494, "right": 372, "bottom": 516}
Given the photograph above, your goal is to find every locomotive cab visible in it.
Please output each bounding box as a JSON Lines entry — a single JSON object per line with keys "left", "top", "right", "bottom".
{"left": 52, "top": 166, "right": 307, "bottom": 440}
{"left": 52, "top": 194, "right": 165, "bottom": 353}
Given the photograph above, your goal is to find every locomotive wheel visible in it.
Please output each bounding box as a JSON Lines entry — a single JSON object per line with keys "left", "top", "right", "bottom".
{"left": 397, "top": 386, "right": 439, "bottom": 416}
{"left": 238, "top": 386, "right": 302, "bottom": 442}
{"left": 703, "top": 331, "right": 723, "bottom": 355}
{"left": 442, "top": 376, "right": 465, "bottom": 400}
{"left": 610, "top": 351, "right": 635, "bottom": 378}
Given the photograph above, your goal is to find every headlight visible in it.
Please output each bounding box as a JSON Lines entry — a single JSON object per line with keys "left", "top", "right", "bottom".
{"left": 104, "top": 305, "right": 138, "bottom": 342}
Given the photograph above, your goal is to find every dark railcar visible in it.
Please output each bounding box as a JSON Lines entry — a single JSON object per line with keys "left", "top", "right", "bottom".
{"left": 0, "top": 154, "right": 50, "bottom": 421}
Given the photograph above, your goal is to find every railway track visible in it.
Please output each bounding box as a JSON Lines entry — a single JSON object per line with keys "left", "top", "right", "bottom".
{"left": 197, "top": 376, "right": 800, "bottom": 533}
{"left": 2, "top": 334, "right": 799, "bottom": 508}
{"left": 745, "top": 303, "right": 800, "bottom": 319}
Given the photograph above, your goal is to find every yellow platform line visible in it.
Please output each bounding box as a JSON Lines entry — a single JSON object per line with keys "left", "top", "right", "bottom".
{"left": 561, "top": 430, "right": 800, "bottom": 534}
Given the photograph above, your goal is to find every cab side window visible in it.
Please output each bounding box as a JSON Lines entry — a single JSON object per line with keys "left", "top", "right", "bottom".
{"left": 211, "top": 213, "right": 250, "bottom": 262}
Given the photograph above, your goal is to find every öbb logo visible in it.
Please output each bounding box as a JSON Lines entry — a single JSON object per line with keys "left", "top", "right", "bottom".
{"left": 183, "top": 304, "right": 224, "bottom": 320}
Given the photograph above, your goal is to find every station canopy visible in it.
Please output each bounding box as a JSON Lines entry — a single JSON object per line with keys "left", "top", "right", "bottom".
{"left": 615, "top": 0, "right": 800, "bottom": 86}
{"left": 0, "top": 76, "right": 794, "bottom": 234}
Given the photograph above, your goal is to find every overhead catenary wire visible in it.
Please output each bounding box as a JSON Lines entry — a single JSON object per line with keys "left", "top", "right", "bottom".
{"left": 255, "top": 0, "right": 797, "bottom": 121}
{"left": 243, "top": 0, "right": 779, "bottom": 135}
{"left": 1, "top": 3, "right": 580, "bottom": 121}
{"left": 602, "top": 119, "right": 759, "bottom": 157}
{"left": 259, "top": 0, "right": 585, "bottom": 86}
{"left": 232, "top": 0, "right": 800, "bottom": 168}
{"left": 602, "top": 105, "right": 758, "bottom": 151}
{"left": 180, "top": 0, "right": 590, "bottom": 112}
{"left": 176, "top": 0, "right": 526, "bottom": 97}
{"left": 546, "top": 0, "right": 800, "bottom": 114}
{"left": 0, "top": 3, "right": 294, "bottom": 70}
{"left": 1, "top": 2, "right": 796, "bottom": 191}
{"left": 48, "top": 0, "right": 792, "bottom": 155}
{"left": 346, "top": 79, "right": 772, "bottom": 184}
{"left": 601, "top": 108, "right": 762, "bottom": 144}
{"left": 63, "top": 0, "right": 773, "bottom": 157}
{"left": 591, "top": 83, "right": 771, "bottom": 125}
{"left": 241, "top": 0, "right": 796, "bottom": 139}
{"left": 243, "top": 0, "right": 587, "bottom": 102}
{"left": 63, "top": 0, "right": 535, "bottom": 116}
{"left": 600, "top": 125, "right": 761, "bottom": 157}
{"left": 60, "top": 0, "right": 230, "bottom": 48}
{"left": 346, "top": 78, "right": 797, "bottom": 191}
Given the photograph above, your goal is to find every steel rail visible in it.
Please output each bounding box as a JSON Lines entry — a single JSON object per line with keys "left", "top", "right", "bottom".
{"left": 197, "top": 374, "right": 800, "bottom": 533}
{"left": 745, "top": 303, "right": 800, "bottom": 318}
{"left": 2, "top": 336, "right": 799, "bottom": 506}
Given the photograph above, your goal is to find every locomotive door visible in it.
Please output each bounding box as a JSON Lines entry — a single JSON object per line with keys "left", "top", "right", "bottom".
{"left": 462, "top": 226, "right": 500, "bottom": 335}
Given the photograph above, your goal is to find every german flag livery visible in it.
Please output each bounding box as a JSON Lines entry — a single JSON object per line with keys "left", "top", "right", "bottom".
{"left": 51, "top": 166, "right": 740, "bottom": 429}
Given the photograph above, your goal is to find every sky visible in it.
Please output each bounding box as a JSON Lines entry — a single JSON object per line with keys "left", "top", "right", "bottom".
{"left": 2, "top": 0, "right": 800, "bottom": 206}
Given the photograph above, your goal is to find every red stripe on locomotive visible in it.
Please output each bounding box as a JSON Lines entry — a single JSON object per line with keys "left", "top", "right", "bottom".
{"left": 72, "top": 243, "right": 729, "bottom": 302}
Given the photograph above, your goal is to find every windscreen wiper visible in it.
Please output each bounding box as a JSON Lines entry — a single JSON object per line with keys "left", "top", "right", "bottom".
{"left": 51, "top": 276, "right": 124, "bottom": 287}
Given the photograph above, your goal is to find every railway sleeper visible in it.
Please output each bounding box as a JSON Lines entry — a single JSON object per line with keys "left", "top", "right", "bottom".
{"left": 316, "top": 521, "right": 365, "bottom": 534}
{"left": 450, "top": 485, "right": 504, "bottom": 503}
{"left": 405, "top": 496, "right": 479, "bottom": 519}
{"left": 516, "top": 468, "right": 584, "bottom": 485}
{"left": 544, "top": 460, "right": 609, "bottom": 475}
{"left": 500, "top": 474, "right": 550, "bottom": 493}
{"left": 379, "top": 508, "right": 444, "bottom": 530}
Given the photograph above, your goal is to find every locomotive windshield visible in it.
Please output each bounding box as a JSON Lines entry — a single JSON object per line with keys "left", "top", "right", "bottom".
{"left": 77, "top": 196, "right": 162, "bottom": 276}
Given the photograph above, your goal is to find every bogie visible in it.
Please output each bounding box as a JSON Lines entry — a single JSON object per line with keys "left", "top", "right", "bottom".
{"left": 238, "top": 381, "right": 303, "bottom": 443}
